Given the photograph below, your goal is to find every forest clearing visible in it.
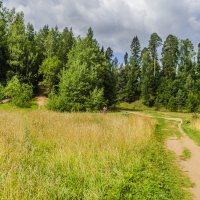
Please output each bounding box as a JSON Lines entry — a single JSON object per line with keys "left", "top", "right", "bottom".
{"left": 1, "top": 103, "right": 200, "bottom": 199}
{"left": 1, "top": 0, "right": 200, "bottom": 199}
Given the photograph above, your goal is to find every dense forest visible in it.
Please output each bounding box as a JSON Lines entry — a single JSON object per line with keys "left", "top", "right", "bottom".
{"left": 0, "top": 2, "right": 200, "bottom": 112}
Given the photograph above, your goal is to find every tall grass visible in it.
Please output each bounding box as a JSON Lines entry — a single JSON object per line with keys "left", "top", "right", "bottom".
{"left": 182, "top": 117, "right": 200, "bottom": 146}
{"left": 0, "top": 111, "right": 190, "bottom": 199}
{"left": 190, "top": 118, "right": 200, "bottom": 132}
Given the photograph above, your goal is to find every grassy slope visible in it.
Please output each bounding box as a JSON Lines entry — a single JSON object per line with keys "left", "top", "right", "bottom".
{"left": 0, "top": 110, "right": 192, "bottom": 199}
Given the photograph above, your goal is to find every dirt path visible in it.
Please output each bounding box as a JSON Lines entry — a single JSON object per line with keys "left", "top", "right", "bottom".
{"left": 166, "top": 132, "right": 200, "bottom": 199}
{"left": 36, "top": 96, "right": 48, "bottom": 108}
{"left": 157, "top": 116, "right": 200, "bottom": 199}
{"left": 127, "top": 112, "right": 200, "bottom": 199}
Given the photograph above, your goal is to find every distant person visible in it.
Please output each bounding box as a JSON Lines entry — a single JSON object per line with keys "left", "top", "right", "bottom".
{"left": 103, "top": 105, "right": 108, "bottom": 113}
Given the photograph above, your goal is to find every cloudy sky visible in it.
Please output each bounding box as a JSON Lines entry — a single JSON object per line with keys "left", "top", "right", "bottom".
{"left": 3, "top": 0, "right": 200, "bottom": 62}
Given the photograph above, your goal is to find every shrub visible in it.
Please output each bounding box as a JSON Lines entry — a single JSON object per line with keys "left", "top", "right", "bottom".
{"left": 4, "top": 76, "right": 33, "bottom": 107}
{"left": 86, "top": 88, "right": 105, "bottom": 111}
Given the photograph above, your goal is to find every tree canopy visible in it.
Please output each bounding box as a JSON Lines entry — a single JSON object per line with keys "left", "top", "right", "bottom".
{"left": 0, "top": 1, "right": 200, "bottom": 112}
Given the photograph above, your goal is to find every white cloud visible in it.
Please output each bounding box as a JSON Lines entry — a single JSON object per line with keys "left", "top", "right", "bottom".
{"left": 3, "top": 0, "right": 200, "bottom": 56}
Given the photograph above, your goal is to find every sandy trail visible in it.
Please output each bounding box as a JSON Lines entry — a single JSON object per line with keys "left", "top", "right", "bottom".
{"left": 36, "top": 96, "right": 48, "bottom": 108}
{"left": 160, "top": 117, "right": 200, "bottom": 199}
{"left": 167, "top": 134, "right": 200, "bottom": 199}
{"left": 127, "top": 112, "right": 200, "bottom": 199}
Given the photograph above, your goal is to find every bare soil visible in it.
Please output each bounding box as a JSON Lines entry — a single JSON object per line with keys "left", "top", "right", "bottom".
{"left": 167, "top": 135, "right": 200, "bottom": 200}
{"left": 36, "top": 96, "right": 48, "bottom": 108}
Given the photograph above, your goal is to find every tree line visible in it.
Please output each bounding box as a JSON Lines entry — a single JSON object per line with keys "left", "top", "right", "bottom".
{"left": 0, "top": 2, "right": 200, "bottom": 112}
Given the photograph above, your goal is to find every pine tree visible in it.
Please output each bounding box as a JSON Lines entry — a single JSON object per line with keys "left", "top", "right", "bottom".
{"left": 124, "top": 36, "right": 141, "bottom": 102}
{"left": 148, "top": 33, "right": 162, "bottom": 77}
{"left": 44, "top": 27, "right": 60, "bottom": 58}
{"left": 124, "top": 52, "right": 128, "bottom": 65}
{"left": 161, "top": 35, "right": 179, "bottom": 79}
{"left": 23, "top": 23, "right": 39, "bottom": 86}
{"left": 57, "top": 27, "right": 74, "bottom": 65}
{"left": 140, "top": 48, "right": 155, "bottom": 106}
{"left": 7, "top": 12, "right": 26, "bottom": 80}
{"left": 157, "top": 35, "right": 179, "bottom": 108}
{"left": 130, "top": 36, "right": 140, "bottom": 66}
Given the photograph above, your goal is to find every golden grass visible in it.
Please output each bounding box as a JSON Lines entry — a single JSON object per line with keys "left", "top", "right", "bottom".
{"left": 0, "top": 111, "right": 155, "bottom": 199}
{"left": 190, "top": 118, "right": 200, "bottom": 132}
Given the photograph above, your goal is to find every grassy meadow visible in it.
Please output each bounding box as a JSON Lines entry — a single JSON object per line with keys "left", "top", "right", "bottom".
{"left": 0, "top": 110, "right": 191, "bottom": 199}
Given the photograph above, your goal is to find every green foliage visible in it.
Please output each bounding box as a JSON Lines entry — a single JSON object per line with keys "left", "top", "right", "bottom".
{"left": 44, "top": 27, "right": 60, "bottom": 58}
{"left": 130, "top": 36, "right": 141, "bottom": 66}
{"left": 149, "top": 33, "right": 162, "bottom": 77}
{"left": 117, "top": 36, "right": 141, "bottom": 103}
{"left": 57, "top": 27, "right": 74, "bottom": 64}
{"left": 162, "top": 35, "right": 179, "bottom": 79}
{"left": 4, "top": 76, "right": 33, "bottom": 107}
{"left": 168, "top": 97, "right": 177, "bottom": 111}
{"left": 176, "top": 89, "right": 186, "bottom": 111}
{"left": 7, "top": 13, "right": 26, "bottom": 79}
{"left": 87, "top": 87, "right": 105, "bottom": 111}
{"left": 186, "top": 92, "right": 199, "bottom": 112}
{"left": 140, "top": 48, "right": 156, "bottom": 106}
{"left": 48, "top": 28, "right": 115, "bottom": 112}
{"left": 117, "top": 101, "right": 151, "bottom": 111}
{"left": 39, "top": 56, "right": 61, "bottom": 92}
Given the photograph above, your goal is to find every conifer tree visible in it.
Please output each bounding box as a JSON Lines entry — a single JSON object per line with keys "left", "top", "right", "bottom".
{"left": 148, "top": 33, "right": 162, "bottom": 77}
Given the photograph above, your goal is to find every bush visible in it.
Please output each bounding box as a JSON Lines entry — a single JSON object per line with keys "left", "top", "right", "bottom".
{"left": 48, "top": 88, "right": 106, "bottom": 112}
{"left": 4, "top": 76, "right": 33, "bottom": 107}
{"left": 47, "top": 94, "right": 68, "bottom": 112}
{"left": 86, "top": 88, "right": 105, "bottom": 111}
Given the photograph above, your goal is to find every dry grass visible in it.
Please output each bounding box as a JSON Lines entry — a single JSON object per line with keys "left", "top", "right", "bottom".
{"left": 0, "top": 111, "right": 155, "bottom": 199}
{"left": 190, "top": 118, "right": 200, "bottom": 132}
{"left": 0, "top": 111, "right": 191, "bottom": 199}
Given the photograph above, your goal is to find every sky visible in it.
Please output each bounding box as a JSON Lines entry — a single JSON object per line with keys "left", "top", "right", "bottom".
{"left": 3, "top": 0, "right": 200, "bottom": 63}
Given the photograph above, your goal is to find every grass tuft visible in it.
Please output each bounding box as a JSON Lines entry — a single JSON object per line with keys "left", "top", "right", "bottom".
{"left": 180, "top": 149, "right": 192, "bottom": 160}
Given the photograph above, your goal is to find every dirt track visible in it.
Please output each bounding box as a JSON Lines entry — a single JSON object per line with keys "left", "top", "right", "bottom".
{"left": 36, "top": 96, "right": 48, "bottom": 108}
{"left": 155, "top": 116, "right": 200, "bottom": 199}
{"left": 128, "top": 112, "right": 200, "bottom": 200}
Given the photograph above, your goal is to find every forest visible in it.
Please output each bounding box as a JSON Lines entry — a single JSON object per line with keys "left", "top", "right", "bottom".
{"left": 0, "top": 1, "right": 200, "bottom": 112}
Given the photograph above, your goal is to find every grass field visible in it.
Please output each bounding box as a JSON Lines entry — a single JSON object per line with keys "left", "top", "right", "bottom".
{"left": 0, "top": 110, "right": 191, "bottom": 199}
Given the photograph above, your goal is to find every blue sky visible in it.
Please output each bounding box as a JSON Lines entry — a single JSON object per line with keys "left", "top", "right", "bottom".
{"left": 4, "top": 0, "right": 200, "bottom": 64}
